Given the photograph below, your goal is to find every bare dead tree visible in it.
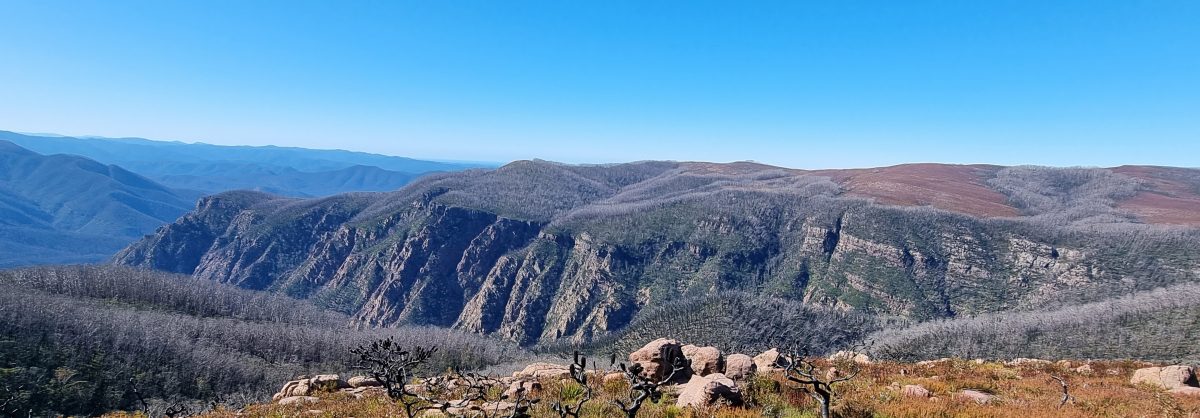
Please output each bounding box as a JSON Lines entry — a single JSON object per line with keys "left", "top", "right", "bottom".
{"left": 1050, "top": 375, "right": 1073, "bottom": 408}
{"left": 551, "top": 351, "right": 592, "bottom": 418}
{"left": 502, "top": 384, "right": 539, "bottom": 418}
{"left": 444, "top": 368, "right": 508, "bottom": 418}
{"left": 779, "top": 350, "right": 860, "bottom": 418}
{"left": 613, "top": 347, "right": 690, "bottom": 418}
{"left": 126, "top": 377, "right": 150, "bottom": 414}
{"left": 163, "top": 401, "right": 190, "bottom": 418}
{"left": 351, "top": 337, "right": 439, "bottom": 418}
{"left": 453, "top": 368, "right": 500, "bottom": 404}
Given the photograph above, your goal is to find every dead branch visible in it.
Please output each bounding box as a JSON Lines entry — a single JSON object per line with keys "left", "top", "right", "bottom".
{"left": 613, "top": 345, "right": 690, "bottom": 418}
{"left": 1050, "top": 375, "right": 1073, "bottom": 408}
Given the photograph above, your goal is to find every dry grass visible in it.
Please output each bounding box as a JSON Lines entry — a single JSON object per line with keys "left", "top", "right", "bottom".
{"left": 108, "top": 359, "right": 1200, "bottom": 418}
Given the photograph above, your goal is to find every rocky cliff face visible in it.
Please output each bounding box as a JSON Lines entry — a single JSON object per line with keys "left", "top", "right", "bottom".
{"left": 115, "top": 161, "right": 1200, "bottom": 346}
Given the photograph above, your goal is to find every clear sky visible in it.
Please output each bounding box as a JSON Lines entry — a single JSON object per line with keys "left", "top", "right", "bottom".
{"left": 0, "top": 1, "right": 1197, "bottom": 168}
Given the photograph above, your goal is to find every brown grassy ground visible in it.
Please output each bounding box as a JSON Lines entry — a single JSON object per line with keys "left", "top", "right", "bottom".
{"left": 108, "top": 359, "right": 1200, "bottom": 418}
{"left": 809, "top": 164, "right": 1021, "bottom": 219}
{"left": 1112, "top": 165, "right": 1200, "bottom": 226}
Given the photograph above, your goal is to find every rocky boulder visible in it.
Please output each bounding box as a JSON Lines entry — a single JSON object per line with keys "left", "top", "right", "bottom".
{"left": 277, "top": 396, "right": 320, "bottom": 406}
{"left": 273, "top": 375, "right": 350, "bottom": 401}
{"left": 1005, "top": 358, "right": 1051, "bottom": 368}
{"left": 347, "top": 375, "right": 382, "bottom": 388}
{"left": 1131, "top": 365, "right": 1198, "bottom": 389}
{"left": 901, "top": 384, "right": 931, "bottom": 398}
{"left": 513, "top": 362, "right": 572, "bottom": 379}
{"left": 1169, "top": 387, "right": 1200, "bottom": 396}
{"left": 724, "top": 354, "right": 756, "bottom": 380}
{"left": 828, "top": 351, "right": 871, "bottom": 365}
{"left": 958, "top": 389, "right": 997, "bottom": 405}
{"left": 629, "top": 338, "right": 690, "bottom": 382}
{"left": 502, "top": 380, "right": 542, "bottom": 399}
{"left": 675, "top": 373, "right": 743, "bottom": 408}
{"left": 753, "top": 348, "right": 785, "bottom": 371}
{"left": 310, "top": 375, "right": 350, "bottom": 393}
{"left": 682, "top": 345, "right": 724, "bottom": 376}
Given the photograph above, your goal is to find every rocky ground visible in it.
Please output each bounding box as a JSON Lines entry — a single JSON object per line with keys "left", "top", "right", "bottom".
{"left": 108, "top": 338, "right": 1200, "bottom": 417}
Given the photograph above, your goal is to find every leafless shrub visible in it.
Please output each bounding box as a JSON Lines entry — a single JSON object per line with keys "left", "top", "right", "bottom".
{"left": 1050, "top": 375, "right": 1073, "bottom": 408}
{"left": 779, "top": 350, "right": 860, "bottom": 418}
{"left": 550, "top": 352, "right": 592, "bottom": 418}
{"left": 351, "top": 338, "right": 437, "bottom": 416}
{"left": 612, "top": 346, "right": 690, "bottom": 418}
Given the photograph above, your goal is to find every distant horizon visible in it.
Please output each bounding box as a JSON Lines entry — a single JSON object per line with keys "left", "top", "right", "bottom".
{"left": 6, "top": 129, "right": 1197, "bottom": 171}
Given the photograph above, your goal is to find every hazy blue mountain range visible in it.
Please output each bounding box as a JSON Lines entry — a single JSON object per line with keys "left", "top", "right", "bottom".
{"left": 0, "top": 130, "right": 492, "bottom": 197}
{"left": 0, "top": 140, "right": 193, "bottom": 266}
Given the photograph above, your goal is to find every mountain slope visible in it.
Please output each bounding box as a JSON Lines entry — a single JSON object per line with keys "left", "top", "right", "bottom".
{"left": 870, "top": 281, "right": 1200, "bottom": 362}
{"left": 0, "top": 130, "right": 488, "bottom": 197}
{"left": 0, "top": 140, "right": 193, "bottom": 266}
{"left": 115, "top": 160, "right": 1200, "bottom": 347}
{"left": 0, "top": 265, "right": 527, "bottom": 416}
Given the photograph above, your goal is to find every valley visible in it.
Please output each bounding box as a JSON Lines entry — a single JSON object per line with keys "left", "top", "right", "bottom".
{"left": 3, "top": 151, "right": 1199, "bottom": 417}
{"left": 115, "top": 160, "right": 1200, "bottom": 348}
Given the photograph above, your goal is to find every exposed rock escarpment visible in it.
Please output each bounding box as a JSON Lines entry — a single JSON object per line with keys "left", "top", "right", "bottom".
{"left": 115, "top": 161, "right": 1200, "bottom": 345}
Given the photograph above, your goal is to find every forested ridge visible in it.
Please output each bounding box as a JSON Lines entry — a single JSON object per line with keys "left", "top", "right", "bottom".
{"left": 0, "top": 266, "right": 528, "bottom": 417}
{"left": 869, "top": 281, "right": 1200, "bottom": 362}
{"left": 116, "top": 160, "right": 1200, "bottom": 346}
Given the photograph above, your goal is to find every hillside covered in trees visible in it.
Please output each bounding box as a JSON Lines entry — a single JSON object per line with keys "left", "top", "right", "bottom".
{"left": 115, "top": 160, "right": 1200, "bottom": 347}
{"left": 869, "top": 281, "right": 1200, "bottom": 362}
{"left": 0, "top": 266, "right": 528, "bottom": 417}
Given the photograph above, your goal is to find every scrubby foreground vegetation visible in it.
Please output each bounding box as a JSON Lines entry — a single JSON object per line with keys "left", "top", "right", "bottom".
{"left": 0, "top": 266, "right": 528, "bottom": 417}
{"left": 165, "top": 347, "right": 1200, "bottom": 418}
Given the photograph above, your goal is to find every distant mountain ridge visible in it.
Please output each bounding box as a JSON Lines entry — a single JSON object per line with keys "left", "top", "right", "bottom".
{"left": 116, "top": 160, "right": 1200, "bottom": 346}
{"left": 0, "top": 140, "right": 193, "bottom": 266}
{"left": 0, "top": 131, "right": 492, "bottom": 197}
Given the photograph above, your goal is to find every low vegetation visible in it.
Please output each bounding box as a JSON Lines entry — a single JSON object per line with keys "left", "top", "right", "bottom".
{"left": 166, "top": 356, "right": 1200, "bottom": 418}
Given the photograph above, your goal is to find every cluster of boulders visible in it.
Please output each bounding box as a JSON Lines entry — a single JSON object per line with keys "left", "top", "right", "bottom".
{"left": 1131, "top": 365, "right": 1200, "bottom": 396}
{"left": 625, "top": 338, "right": 748, "bottom": 408}
{"left": 623, "top": 339, "right": 873, "bottom": 410}
{"left": 624, "top": 338, "right": 744, "bottom": 405}
{"left": 269, "top": 339, "right": 838, "bottom": 412}
{"left": 272, "top": 374, "right": 385, "bottom": 406}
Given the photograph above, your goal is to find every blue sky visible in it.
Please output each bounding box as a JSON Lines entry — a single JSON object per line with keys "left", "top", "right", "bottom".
{"left": 0, "top": 1, "right": 1197, "bottom": 168}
